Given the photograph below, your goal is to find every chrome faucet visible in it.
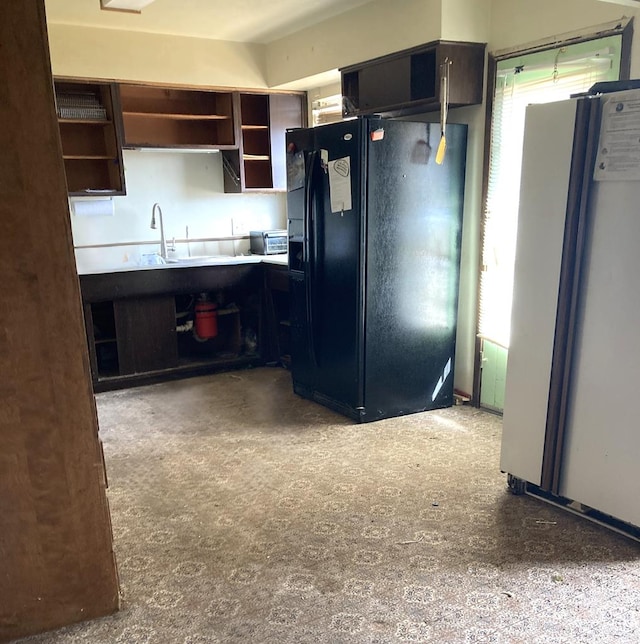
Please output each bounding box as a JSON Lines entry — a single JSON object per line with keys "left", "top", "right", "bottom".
{"left": 150, "top": 202, "right": 167, "bottom": 259}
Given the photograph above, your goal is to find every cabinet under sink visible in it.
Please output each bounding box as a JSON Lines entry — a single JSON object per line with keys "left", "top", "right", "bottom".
{"left": 80, "top": 261, "right": 268, "bottom": 391}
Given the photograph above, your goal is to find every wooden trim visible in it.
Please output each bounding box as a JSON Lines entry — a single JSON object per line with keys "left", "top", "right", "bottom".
{"left": 0, "top": 1, "right": 119, "bottom": 640}
{"left": 53, "top": 74, "right": 307, "bottom": 98}
{"left": 83, "top": 302, "right": 99, "bottom": 383}
{"left": 619, "top": 19, "right": 634, "bottom": 80}
{"left": 491, "top": 17, "right": 631, "bottom": 60}
{"left": 472, "top": 53, "right": 496, "bottom": 408}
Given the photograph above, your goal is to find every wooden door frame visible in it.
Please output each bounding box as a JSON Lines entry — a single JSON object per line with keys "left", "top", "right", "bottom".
{"left": 0, "top": 2, "right": 120, "bottom": 640}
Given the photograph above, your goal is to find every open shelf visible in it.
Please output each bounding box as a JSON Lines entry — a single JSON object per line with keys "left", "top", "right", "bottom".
{"left": 63, "top": 158, "right": 121, "bottom": 194}
{"left": 239, "top": 94, "right": 272, "bottom": 189}
{"left": 55, "top": 79, "right": 125, "bottom": 195}
{"left": 119, "top": 84, "right": 235, "bottom": 148}
{"left": 90, "top": 301, "right": 120, "bottom": 377}
{"left": 244, "top": 159, "right": 273, "bottom": 189}
{"left": 240, "top": 93, "right": 269, "bottom": 126}
{"left": 221, "top": 91, "right": 305, "bottom": 193}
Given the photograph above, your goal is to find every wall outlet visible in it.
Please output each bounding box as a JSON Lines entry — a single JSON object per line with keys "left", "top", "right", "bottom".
{"left": 232, "top": 216, "right": 249, "bottom": 236}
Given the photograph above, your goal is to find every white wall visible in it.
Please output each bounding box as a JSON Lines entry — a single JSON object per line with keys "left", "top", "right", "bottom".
{"left": 48, "top": 24, "right": 268, "bottom": 88}
{"left": 72, "top": 151, "right": 286, "bottom": 273}
{"left": 441, "top": 0, "right": 492, "bottom": 42}
{"left": 266, "top": 0, "right": 442, "bottom": 88}
{"left": 489, "top": 0, "right": 637, "bottom": 56}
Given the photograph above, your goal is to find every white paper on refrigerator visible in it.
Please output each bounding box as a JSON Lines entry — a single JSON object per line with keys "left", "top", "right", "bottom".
{"left": 328, "top": 156, "right": 352, "bottom": 213}
{"left": 594, "top": 91, "right": 640, "bottom": 181}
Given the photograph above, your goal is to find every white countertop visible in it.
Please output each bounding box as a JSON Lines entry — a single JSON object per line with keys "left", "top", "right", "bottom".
{"left": 78, "top": 253, "right": 287, "bottom": 276}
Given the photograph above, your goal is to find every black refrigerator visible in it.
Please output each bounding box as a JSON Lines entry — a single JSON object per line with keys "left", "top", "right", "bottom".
{"left": 286, "top": 117, "right": 467, "bottom": 423}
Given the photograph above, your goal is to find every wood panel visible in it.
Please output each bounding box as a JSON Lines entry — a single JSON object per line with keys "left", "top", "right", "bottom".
{"left": 79, "top": 262, "right": 260, "bottom": 302}
{"left": 0, "top": 2, "right": 119, "bottom": 641}
{"left": 114, "top": 296, "right": 178, "bottom": 374}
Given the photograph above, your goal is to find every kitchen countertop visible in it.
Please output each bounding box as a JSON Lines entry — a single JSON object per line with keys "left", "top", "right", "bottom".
{"left": 78, "top": 254, "right": 288, "bottom": 302}
{"left": 78, "top": 253, "right": 287, "bottom": 276}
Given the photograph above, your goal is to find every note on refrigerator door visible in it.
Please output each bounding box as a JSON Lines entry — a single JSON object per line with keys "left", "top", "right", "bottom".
{"left": 328, "top": 156, "right": 352, "bottom": 213}
{"left": 594, "top": 91, "right": 640, "bottom": 181}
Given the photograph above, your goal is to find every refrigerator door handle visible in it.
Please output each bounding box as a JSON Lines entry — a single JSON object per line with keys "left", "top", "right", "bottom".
{"left": 304, "top": 150, "right": 318, "bottom": 368}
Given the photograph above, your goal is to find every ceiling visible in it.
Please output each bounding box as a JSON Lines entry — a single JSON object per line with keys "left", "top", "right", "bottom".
{"left": 44, "top": 0, "right": 375, "bottom": 44}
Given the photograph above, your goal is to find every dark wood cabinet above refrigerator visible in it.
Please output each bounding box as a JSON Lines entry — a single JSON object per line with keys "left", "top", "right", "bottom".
{"left": 340, "top": 40, "right": 486, "bottom": 118}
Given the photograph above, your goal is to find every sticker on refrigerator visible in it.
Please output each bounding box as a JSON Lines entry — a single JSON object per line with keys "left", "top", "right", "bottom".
{"left": 594, "top": 91, "right": 640, "bottom": 182}
{"left": 328, "top": 156, "right": 352, "bottom": 213}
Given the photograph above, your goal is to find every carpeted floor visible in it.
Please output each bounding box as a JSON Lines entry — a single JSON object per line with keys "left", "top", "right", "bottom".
{"left": 19, "top": 367, "right": 640, "bottom": 643}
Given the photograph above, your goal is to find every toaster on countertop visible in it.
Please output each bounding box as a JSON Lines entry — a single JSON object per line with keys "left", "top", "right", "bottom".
{"left": 249, "top": 230, "right": 287, "bottom": 255}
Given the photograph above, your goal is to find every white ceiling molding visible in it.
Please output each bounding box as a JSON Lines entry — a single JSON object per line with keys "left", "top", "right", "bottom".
{"left": 100, "top": 0, "right": 155, "bottom": 14}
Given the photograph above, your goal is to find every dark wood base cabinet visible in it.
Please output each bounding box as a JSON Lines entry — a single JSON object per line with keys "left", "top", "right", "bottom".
{"left": 263, "top": 264, "right": 291, "bottom": 367}
{"left": 80, "top": 263, "right": 273, "bottom": 392}
{"left": 114, "top": 296, "right": 178, "bottom": 374}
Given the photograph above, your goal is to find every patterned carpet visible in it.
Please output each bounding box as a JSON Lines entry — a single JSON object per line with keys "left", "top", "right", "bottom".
{"left": 18, "top": 367, "right": 640, "bottom": 643}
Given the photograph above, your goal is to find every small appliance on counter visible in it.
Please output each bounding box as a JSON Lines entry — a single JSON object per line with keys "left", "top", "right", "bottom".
{"left": 249, "top": 230, "right": 287, "bottom": 255}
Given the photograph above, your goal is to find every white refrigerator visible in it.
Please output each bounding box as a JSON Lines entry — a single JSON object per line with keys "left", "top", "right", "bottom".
{"left": 501, "top": 87, "right": 640, "bottom": 537}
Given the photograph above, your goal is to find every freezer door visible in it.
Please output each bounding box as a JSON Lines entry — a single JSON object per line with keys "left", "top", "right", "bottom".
{"left": 306, "top": 120, "right": 365, "bottom": 411}
{"left": 287, "top": 127, "right": 317, "bottom": 392}
{"left": 363, "top": 120, "right": 466, "bottom": 420}
{"left": 500, "top": 100, "right": 579, "bottom": 485}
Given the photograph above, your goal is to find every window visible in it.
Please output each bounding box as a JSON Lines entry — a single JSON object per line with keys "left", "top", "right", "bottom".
{"left": 477, "top": 33, "right": 624, "bottom": 411}
{"left": 479, "top": 36, "right": 622, "bottom": 350}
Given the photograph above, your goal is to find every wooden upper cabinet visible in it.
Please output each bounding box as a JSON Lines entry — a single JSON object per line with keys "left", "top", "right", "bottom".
{"left": 54, "top": 79, "right": 126, "bottom": 196}
{"left": 54, "top": 80, "right": 304, "bottom": 192}
{"left": 341, "top": 40, "right": 486, "bottom": 117}
{"left": 118, "top": 84, "right": 236, "bottom": 149}
{"left": 222, "top": 91, "right": 306, "bottom": 193}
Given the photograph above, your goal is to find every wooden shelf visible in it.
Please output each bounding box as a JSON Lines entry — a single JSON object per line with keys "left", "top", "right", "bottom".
{"left": 119, "top": 84, "right": 235, "bottom": 148}
{"left": 63, "top": 154, "right": 114, "bottom": 160}
{"left": 122, "top": 111, "right": 230, "bottom": 121}
{"left": 58, "top": 118, "right": 111, "bottom": 125}
{"left": 243, "top": 154, "right": 270, "bottom": 161}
